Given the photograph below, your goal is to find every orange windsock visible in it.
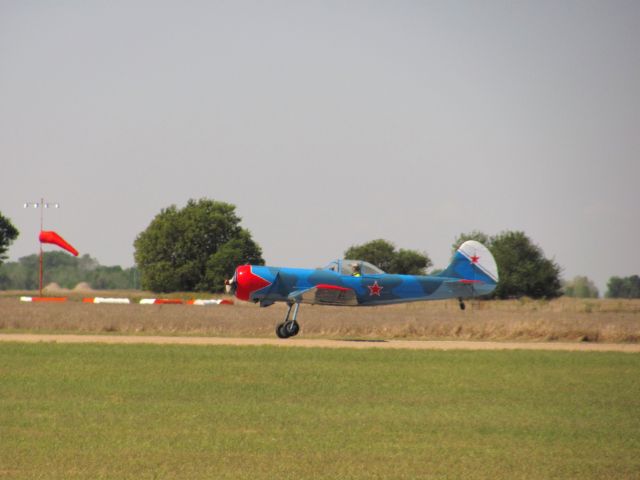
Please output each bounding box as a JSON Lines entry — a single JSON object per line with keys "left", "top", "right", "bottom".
{"left": 39, "top": 230, "right": 79, "bottom": 256}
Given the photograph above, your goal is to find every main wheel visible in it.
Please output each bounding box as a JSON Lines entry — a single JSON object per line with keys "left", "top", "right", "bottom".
{"left": 276, "top": 322, "right": 289, "bottom": 339}
{"left": 285, "top": 320, "right": 300, "bottom": 337}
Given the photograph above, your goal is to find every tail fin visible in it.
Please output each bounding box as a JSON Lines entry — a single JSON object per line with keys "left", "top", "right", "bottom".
{"left": 439, "top": 240, "right": 498, "bottom": 286}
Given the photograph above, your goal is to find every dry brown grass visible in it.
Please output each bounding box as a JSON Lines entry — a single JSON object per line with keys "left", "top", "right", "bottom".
{"left": 1, "top": 292, "right": 639, "bottom": 343}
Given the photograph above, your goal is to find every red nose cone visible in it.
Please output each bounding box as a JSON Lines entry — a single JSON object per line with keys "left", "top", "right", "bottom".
{"left": 234, "top": 265, "right": 271, "bottom": 301}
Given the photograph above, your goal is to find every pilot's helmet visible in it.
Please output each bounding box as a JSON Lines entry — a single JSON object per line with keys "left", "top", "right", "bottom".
{"left": 351, "top": 263, "right": 361, "bottom": 270}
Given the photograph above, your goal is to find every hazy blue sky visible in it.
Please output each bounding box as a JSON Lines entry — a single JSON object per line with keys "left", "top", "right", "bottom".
{"left": 2, "top": 1, "right": 639, "bottom": 293}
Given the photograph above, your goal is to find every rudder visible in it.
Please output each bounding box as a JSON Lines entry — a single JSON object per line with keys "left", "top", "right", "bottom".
{"left": 439, "top": 240, "right": 498, "bottom": 285}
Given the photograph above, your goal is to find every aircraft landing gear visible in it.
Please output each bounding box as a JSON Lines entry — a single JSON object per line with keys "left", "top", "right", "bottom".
{"left": 276, "top": 320, "right": 300, "bottom": 338}
{"left": 276, "top": 302, "right": 301, "bottom": 338}
{"left": 458, "top": 297, "right": 466, "bottom": 310}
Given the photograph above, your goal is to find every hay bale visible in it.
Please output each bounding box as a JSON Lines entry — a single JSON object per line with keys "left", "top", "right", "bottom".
{"left": 73, "top": 282, "right": 93, "bottom": 292}
{"left": 44, "top": 282, "right": 63, "bottom": 291}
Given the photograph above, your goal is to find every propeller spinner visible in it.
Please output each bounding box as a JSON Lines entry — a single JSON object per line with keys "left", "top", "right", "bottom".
{"left": 226, "top": 265, "right": 272, "bottom": 302}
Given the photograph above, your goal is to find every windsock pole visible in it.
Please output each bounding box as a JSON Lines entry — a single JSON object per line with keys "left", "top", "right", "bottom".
{"left": 39, "top": 198, "right": 43, "bottom": 296}
{"left": 24, "top": 198, "right": 60, "bottom": 297}
{"left": 39, "top": 238, "right": 43, "bottom": 297}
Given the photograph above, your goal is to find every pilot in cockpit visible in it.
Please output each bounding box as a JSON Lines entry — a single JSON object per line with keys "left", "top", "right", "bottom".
{"left": 351, "top": 263, "right": 361, "bottom": 277}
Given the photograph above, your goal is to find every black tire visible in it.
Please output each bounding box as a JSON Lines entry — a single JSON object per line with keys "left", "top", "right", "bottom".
{"left": 285, "top": 320, "right": 300, "bottom": 337}
{"left": 276, "top": 323, "right": 289, "bottom": 339}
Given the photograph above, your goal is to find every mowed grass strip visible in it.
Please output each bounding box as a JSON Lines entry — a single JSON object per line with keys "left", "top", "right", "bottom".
{"left": 1, "top": 344, "right": 639, "bottom": 479}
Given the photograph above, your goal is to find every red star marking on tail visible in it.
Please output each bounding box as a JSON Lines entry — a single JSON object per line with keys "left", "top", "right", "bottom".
{"left": 368, "top": 281, "right": 383, "bottom": 296}
{"left": 470, "top": 255, "right": 480, "bottom": 264}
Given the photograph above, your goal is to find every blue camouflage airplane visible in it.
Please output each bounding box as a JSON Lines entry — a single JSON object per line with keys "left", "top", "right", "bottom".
{"left": 226, "top": 240, "right": 499, "bottom": 338}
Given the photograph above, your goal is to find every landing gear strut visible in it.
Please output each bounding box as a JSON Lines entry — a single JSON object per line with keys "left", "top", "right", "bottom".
{"left": 276, "top": 302, "right": 300, "bottom": 339}
{"left": 458, "top": 297, "right": 466, "bottom": 311}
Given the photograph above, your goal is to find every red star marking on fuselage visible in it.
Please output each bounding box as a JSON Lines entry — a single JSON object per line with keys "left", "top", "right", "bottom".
{"left": 368, "top": 281, "right": 383, "bottom": 296}
{"left": 470, "top": 255, "right": 480, "bottom": 264}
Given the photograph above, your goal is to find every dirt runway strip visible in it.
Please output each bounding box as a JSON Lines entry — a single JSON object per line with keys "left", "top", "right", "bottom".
{"left": 1, "top": 333, "right": 639, "bottom": 352}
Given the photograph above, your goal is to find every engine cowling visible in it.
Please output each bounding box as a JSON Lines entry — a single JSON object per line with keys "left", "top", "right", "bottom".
{"left": 229, "top": 265, "right": 272, "bottom": 302}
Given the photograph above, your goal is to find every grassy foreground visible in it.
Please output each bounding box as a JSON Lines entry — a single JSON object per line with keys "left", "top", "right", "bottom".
{"left": 1, "top": 344, "right": 639, "bottom": 479}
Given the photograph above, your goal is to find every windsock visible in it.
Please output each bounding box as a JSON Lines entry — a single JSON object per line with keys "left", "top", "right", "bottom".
{"left": 39, "top": 230, "right": 79, "bottom": 256}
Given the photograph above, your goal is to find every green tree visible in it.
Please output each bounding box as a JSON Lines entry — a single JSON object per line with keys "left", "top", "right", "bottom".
{"left": 606, "top": 275, "right": 640, "bottom": 298}
{"left": 134, "top": 199, "right": 264, "bottom": 292}
{"left": 0, "top": 212, "right": 19, "bottom": 266}
{"left": 390, "top": 249, "right": 432, "bottom": 275}
{"left": 344, "top": 239, "right": 432, "bottom": 275}
{"left": 205, "top": 230, "right": 264, "bottom": 292}
{"left": 0, "top": 254, "right": 39, "bottom": 289}
{"left": 488, "top": 231, "right": 562, "bottom": 299}
{"left": 452, "top": 230, "right": 562, "bottom": 299}
{"left": 563, "top": 276, "right": 599, "bottom": 298}
{"left": 344, "top": 239, "right": 396, "bottom": 272}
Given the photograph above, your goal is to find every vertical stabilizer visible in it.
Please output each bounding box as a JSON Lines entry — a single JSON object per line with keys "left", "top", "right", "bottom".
{"left": 439, "top": 240, "right": 498, "bottom": 285}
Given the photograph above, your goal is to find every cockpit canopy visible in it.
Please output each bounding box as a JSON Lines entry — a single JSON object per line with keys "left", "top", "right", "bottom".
{"left": 321, "top": 259, "right": 386, "bottom": 275}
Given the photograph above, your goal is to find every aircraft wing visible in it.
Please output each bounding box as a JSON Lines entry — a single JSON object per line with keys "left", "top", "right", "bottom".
{"left": 288, "top": 284, "right": 359, "bottom": 306}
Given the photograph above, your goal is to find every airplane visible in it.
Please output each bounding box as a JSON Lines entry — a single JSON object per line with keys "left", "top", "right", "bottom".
{"left": 225, "top": 240, "right": 498, "bottom": 339}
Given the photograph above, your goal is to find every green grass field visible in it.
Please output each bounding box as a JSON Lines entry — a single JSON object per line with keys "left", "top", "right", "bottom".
{"left": 1, "top": 343, "right": 639, "bottom": 479}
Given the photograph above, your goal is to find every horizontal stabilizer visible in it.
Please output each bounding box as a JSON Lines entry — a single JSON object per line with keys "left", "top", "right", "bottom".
{"left": 444, "top": 279, "right": 483, "bottom": 297}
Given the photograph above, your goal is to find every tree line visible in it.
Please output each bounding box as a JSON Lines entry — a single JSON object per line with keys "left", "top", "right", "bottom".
{"left": 1, "top": 204, "right": 639, "bottom": 298}
{"left": 605, "top": 275, "right": 640, "bottom": 299}
{"left": 0, "top": 251, "right": 138, "bottom": 290}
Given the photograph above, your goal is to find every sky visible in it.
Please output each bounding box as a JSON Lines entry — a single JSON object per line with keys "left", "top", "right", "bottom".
{"left": 1, "top": 1, "right": 639, "bottom": 294}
